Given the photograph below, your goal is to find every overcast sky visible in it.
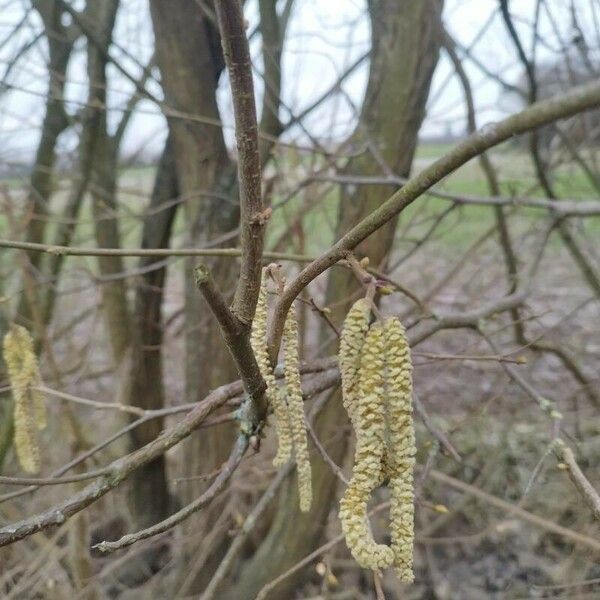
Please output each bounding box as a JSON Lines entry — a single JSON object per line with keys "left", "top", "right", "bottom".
{"left": 0, "top": 0, "right": 597, "bottom": 168}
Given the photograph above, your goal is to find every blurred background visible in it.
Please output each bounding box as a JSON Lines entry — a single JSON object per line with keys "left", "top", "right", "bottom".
{"left": 0, "top": 0, "right": 599, "bottom": 598}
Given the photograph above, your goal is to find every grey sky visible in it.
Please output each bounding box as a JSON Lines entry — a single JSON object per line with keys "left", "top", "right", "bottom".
{"left": 0, "top": 0, "right": 596, "bottom": 167}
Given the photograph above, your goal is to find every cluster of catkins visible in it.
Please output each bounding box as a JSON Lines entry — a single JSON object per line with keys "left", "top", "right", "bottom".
{"left": 338, "top": 299, "right": 415, "bottom": 581}
{"left": 2, "top": 325, "right": 46, "bottom": 473}
{"left": 251, "top": 268, "right": 312, "bottom": 512}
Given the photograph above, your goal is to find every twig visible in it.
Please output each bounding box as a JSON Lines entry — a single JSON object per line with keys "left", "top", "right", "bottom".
{"left": 200, "top": 464, "right": 293, "bottom": 600}
{"left": 255, "top": 502, "right": 391, "bottom": 600}
{"left": 410, "top": 290, "right": 527, "bottom": 345}
{"left": 0, "top": 380, "right": 239, "bottom": 546}
{"left": 554, "top": 440, "right": 600, "bottom": 521}
{"left": 310, "top": 174, "right": 600, "bottom": 217}
{"left": 481, "top": 332, "right": 560, "bottom": 419}
{"left": 0, "top": 239, "right": 311, "bottom": 261}
{"left": 37, "top": 385, "right": 146, "bottom": 416}
{"left": 0, "top": 469, "right": 111, "bottom": 486}
{"left": 305, "top": 419, "right": 348, "bottom": 485}
{"left": 414, "top": 393, "right": 462, "bottom": 463}
{"left": 413, "top": 352, "right": 525, "bottom": 364}
{"left": 307, "top": 297, "right": 340, "bottom": 338}
{"left": 373, "top": 571, "right": 387, "bottom": 600}
{"left": 172, "top": 466, "right": 225, "bottom": 485}
{"left": 428, "top": 469, "right": 600, "bottom": 552}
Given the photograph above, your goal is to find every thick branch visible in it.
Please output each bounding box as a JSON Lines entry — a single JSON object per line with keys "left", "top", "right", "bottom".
{"left": 268, "top": 80, "right": 600, "bottom": 357}
{"left": 215, "top": 0, "right": 265, "bottom": 324}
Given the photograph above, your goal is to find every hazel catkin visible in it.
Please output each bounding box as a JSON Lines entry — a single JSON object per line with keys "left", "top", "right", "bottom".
{"left": 339, "top": 298, "right": 371, "bottom": 426}
{"left": 251, "top": 269, "right": 292, "bottom": 466}
{"left": 384, "top": 317, "right": 415, "bottom": 582}
{"left": 2, "top": 325, "right": 46, "bottom": 473}
{"left": 339, "top": 323, "right": 394, "bottom": 569}
{"left": 283, "top": 304, "right": 312, "bottom": 512}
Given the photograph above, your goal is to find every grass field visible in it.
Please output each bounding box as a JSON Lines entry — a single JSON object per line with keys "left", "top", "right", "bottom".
{"left": 1, "top": 142, "right": 598, "bottom": 260}
{"left": 268, "top": 142, "right": 600, "bottom": 255}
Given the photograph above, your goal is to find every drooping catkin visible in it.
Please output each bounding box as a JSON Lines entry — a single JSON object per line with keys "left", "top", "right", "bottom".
{"left": 339, "top": 298, "right": 371, "bottom": 426}
{"left": 251, "top": 269, "right": 292, "bottom": 466}
{"left": 384, "top": 317, "right": 415, "bottom": 582}
{"left": 2, "top": 325, "right": 46, "bottom": 473}
{"left": 339, "top": 323, "right": 394, "bottom": 569}
{"left": 283, "top": 304, "right": 312, "bottom": 512}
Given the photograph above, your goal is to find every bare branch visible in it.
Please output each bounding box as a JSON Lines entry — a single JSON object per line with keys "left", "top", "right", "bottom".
{"left": 268, "top": 80, "right": 600, "bottom": 357}
{"left": 0, "top": 380, "right": 239, "bottom": 546}
{"left": 94, "top": 434, "right": 249, "bottom": 553}
{"left": 200, "top": 463, "right": 294, "bottom": 600}
{"left": 554, "top": 440, "right": 600, "bottom": 521}
{"left": 215, "top": 0, "right": 265, "bottom": 324}
{"left": 429, "top": 469, "right": 600, "bottom": 552}
{"left": 311, "top": 174, "right": 600, "bottom": 216}
{"left": 0, "top": 239, "right": 312, "bottom": 261}
{"left": 195, "top": 264, "right": 268, "bottom": 428}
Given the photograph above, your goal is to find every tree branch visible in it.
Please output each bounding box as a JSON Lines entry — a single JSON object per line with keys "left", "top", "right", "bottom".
{"left": 195, "top": 264, "right": 268, "bottom": 429}
{"left": 0, "top": 380, "right": 239, "bottom": 546}
{"left": 215, "top": 0, "right": 266, "bottom": 324}
{"left": 267, "top": 80, "right": 600, "bottom": 358}
{"left": 554, "top": 440, "right": 600, "bottom": 521}
{"left": 429, "top": 469, "right": 600, "bottom": 552}
{"left": 0, "top": 239, "right": 313, "bottom": 261}
{"left": 94, "top": 434, "right": 249, "bottom": 553}
{"left": 200, "top": 463, "right": 294, "bottom": 600}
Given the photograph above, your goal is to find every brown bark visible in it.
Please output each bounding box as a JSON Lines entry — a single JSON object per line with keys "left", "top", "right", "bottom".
{"left": 214, "top": 0, "right": 266, "bottom": 326}
{"left": 224, "top": 2, "right": 443, "bottom": 598}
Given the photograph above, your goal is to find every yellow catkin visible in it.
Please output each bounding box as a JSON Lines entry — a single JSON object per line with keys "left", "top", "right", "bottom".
{"left": 339, "top": 298, "right": 371, "bottom": 426}
{"left": 339, "top": 323, "right": 394, "bottom": 569}
{"left": 250, "top": 269, "right": 292, "bottom": 466}
{"left": 283, "top": 305, "right": 312, "bottom": 512}
{"left": 2, "top": 325, "right": 46, "bottom": 473}
{"left": 384, "top": 317, "right": 415, "bottom": 583}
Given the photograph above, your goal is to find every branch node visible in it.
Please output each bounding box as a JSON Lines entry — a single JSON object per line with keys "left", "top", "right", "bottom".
{"left": 250, "top": 207, "right": 272, "bottom": 226}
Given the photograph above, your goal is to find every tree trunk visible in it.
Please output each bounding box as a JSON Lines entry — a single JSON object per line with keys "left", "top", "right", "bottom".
{"left": 223, "top": 2, "right": 443, "bottom": 598}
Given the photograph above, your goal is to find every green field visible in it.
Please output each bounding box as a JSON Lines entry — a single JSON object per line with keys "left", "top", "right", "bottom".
{"left": 268, "top": 142, "right": 600, "bottom": 255}
{"left": 1, "top": 143, "right": 598, "bottom": 262}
